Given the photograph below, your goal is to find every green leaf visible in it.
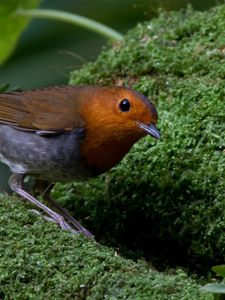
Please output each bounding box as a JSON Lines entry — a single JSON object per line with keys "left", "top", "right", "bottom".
{"left": 0, "top": 83, "right": 20, "bottom": 93}
{"left": 213, "top": 265, "right": 225, "bottom": 278}
{"left": 201, "top": 283, "right": 225, "bottom": 294}
{"left": 0, "top": 83, "right": 10, "bottom": 93}
{"left": 0, "top": 0, "right": 40, "bottom": 65}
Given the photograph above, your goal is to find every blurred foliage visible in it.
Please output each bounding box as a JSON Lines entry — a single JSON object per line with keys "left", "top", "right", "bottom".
{"left": 0, "top": 0, "right": 40, "bottom": 64}
{"left": 0, "top": 83, "right": 10, "bottom": 93}
{"left": 0, "top": 0, "right": 220, "bottom": 89}
{"left": 213, "top": 266, "right": 225, "bottom": 278}
{"left": 64, "top": 4, "right": 225, "bottom": 275}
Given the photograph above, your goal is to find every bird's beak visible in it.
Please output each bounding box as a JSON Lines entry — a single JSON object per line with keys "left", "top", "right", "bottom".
{"left": 137, "top": 122, "right": 160, "bottom": 139}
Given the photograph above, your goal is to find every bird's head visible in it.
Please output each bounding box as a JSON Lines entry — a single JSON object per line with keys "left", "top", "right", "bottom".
{"left": 79, "top": 86, "right": 160, "bottom": 174}
{"left": 80, "top": 86, "right": 159, "bottom": 140}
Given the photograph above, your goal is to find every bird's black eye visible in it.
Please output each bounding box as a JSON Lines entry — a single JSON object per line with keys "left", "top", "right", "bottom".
{"left": 119, "top": 99, "right": 130, "bottom": 112}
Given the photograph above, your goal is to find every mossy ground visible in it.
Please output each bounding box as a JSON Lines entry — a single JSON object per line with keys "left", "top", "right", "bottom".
{"left": 68, "top": 4, "right": 225, "bottom": 275}
{"left": 1, "top": 4, "right": 225, "bottom": 299}
{"left": 0, "top": 195, "right": 212, "bottom": 299}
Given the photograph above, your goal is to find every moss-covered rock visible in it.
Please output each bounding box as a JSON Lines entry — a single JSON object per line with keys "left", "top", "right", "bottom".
{"left": 70, "top": 4, "right": 225, "bottom": 274}
{"left": 0, "top": 195, "right": 211, "bottom": 299}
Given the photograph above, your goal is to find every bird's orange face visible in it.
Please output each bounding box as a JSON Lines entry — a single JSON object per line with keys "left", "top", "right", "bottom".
{"left": 80, "top": 86, "right": 160, "bottom": 174}
{"left": 112, "top": 88, "right": 159, "bottom": 139}
{"left": 81, "top": 87, "right": 159, "bottom": 140}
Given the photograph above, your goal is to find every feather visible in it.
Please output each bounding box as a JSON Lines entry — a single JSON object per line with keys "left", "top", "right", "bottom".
{"left": 0, "top": 85, "right": 85, "bottom": 132}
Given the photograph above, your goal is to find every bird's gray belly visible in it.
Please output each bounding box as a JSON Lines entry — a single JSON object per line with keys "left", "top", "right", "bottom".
{"left": 0, "top": 125, "right": 92, "bottom": 181}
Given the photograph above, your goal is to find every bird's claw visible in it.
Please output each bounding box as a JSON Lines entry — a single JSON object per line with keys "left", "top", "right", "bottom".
{"left": 30, "top": 208, "right": 92, "bottom": 236}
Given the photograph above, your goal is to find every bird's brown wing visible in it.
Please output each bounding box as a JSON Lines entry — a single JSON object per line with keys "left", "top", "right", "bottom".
{"left": 0, "top": 85, "right": 85, "bottom": 132}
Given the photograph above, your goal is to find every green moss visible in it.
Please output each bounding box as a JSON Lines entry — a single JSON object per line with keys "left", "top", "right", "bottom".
{"left": 0, "top": 195, "right": 211, "bottom": 299}
{"left": 70, "top": 5, "right": 225, "bottom": 274}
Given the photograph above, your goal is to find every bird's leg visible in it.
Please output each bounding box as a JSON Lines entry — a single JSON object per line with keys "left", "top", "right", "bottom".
{"left": 42, "top": 183, "right": 94, "bottom": 238}
{"left": 9, "top": 173, "right": 79, "bottom": 234}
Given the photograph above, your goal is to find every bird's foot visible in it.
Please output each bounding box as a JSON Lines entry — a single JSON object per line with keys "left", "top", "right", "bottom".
{"left": 30, "top": 208, "right": 93, "bottom": 237}
{"left": 30, "top": 209, "right": 79, "bottom": 234}
{"left": 42, "top": 188, "right": 94, "bottom": 238}
{"left": 9, "top": 174, "right": 94, "bottom": 238}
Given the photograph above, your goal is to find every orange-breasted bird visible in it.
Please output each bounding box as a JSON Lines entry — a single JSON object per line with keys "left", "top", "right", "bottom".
{"left": 0, "top": 85, "right": 160, "bottom": 237}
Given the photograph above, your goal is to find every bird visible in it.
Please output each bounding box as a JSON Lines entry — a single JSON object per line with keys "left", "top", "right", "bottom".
{"left": 0, "top": 85, "right": 160, "bottom": 237}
